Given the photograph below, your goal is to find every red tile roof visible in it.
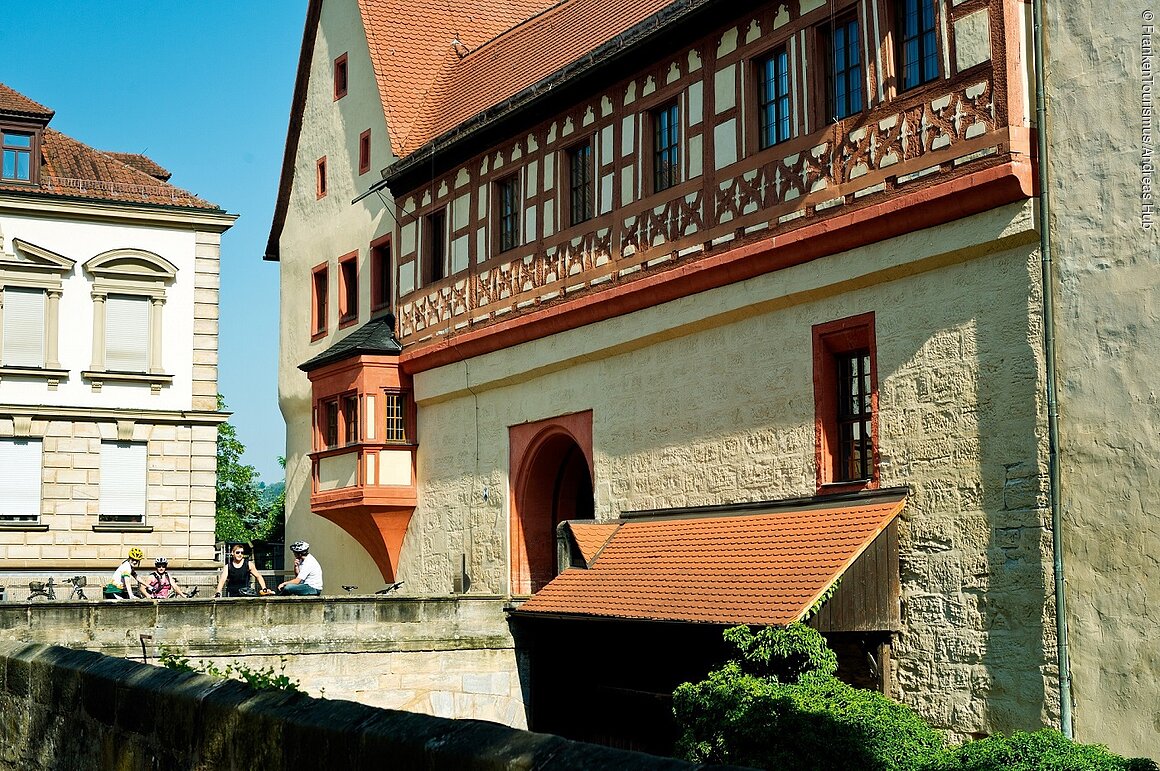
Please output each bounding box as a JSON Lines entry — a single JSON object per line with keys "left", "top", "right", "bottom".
{"left": 103, "top": 152, "right": 172, "bottom": 182}
{"left": 358, "top": 0, "right": 556, "bottom": 157}
{"left": 0, "top": 83, "right": 54, "bottom": 120}
{"left": 516, "top": 495, "right": 907, "bottom": 625}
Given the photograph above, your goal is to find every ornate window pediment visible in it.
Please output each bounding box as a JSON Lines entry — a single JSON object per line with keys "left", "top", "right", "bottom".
{"left": 82, "top": 248, "right": 178, "bottom": 393}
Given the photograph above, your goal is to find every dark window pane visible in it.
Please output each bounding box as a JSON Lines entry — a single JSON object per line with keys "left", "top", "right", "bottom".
{"left": 569, "top": 142, "right": 592, "bottom": 225}
{"left": 653, "top": 103, "right": 680, "bottom": 192}
{"left": 899, "top": 0, "right": 939, "bottom": 90}
{"left": 759, "top": 49, "right": 791, "bottom": 148}
{"left": 836, "top": 350, "right": 872, "bottom": 481}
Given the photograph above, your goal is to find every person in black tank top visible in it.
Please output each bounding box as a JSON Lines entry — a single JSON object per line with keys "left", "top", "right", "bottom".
{"left": 214, "top": 545, "right": 271, "bottom": 597}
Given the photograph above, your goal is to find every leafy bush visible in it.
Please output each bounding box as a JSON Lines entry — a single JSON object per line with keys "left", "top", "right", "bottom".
{"left": 925, "top": 729, "right": 1159, "bottom": 771}
{"left": 723, "top": 623, "right": 838, "bottom": 682}
{"left": 159, "top": 649, "right": 302, "bottom": 693}
{"left": 674, "top": 663, "right": 943, "bottom": 770}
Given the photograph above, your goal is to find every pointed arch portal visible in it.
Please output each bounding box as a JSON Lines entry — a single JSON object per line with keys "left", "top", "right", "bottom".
{"left": 509, "top": 411, "right": 594, "bottom": 595}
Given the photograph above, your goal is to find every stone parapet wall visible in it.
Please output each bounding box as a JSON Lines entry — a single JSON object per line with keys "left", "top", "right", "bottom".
{"left": 0, "top": 596, "right": 527, "bottom": 727}
{"left": 0, "top": 642, "right": 703, "bottom": 771}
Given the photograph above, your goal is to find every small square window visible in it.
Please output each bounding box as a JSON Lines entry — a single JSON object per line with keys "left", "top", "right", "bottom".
{"left": 311, "top": 263, "right": 329, "bottom": 338}
{"left": 652, "top": 102, "right": 680, "bottom": 192}
{"left": 424, "top": 209, "right": 446, "bottom": 285}
{"left": 359, "top": 130, "right": 372, "bottom": 175}
{"left": 496, "top": 176, "right": 520, "bottom": 252}
{"left": 370, "top": 236, "right": 392, "bottom": 311}
{"left": 1, "top": 131, "right": 33, "bottom": 182}
{"left": 758, "top": 48, "right": 792, "bottom": 148}
{"left": 334, "top": 53, "right": 349, "bottom": 99}
{"left": 316, "top": 157, "right": 328, "bottom": 199}
{"left": 338, "top": 253, "right": 358, "bottom": 326}
{"left": 567, "top": 141, "right": 593, "bottom": 226}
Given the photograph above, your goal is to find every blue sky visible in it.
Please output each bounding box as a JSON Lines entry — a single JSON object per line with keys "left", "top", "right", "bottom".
{"left": 2, "top": 1, "right": 309, "bottom": 482}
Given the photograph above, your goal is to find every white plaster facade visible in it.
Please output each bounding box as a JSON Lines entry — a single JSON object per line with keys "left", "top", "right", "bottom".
{"left": 0, "top": 112, "right": 235, "bottom": 584}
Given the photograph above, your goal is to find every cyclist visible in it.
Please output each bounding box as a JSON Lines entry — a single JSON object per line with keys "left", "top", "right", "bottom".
{"left": 146, "top": 557, "right": 191, "bottom": 599}
{"left": 214, "top": 544, "right": 272, "bottom": 597}
{"left": 103, "top": 547, "right": 152, "bottom": 600}
{"left": 277, "top": 541, "right": 323, "bottom": 596}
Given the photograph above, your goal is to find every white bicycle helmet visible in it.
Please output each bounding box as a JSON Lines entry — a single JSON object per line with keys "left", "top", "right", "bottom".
{"left": 290, "top": 541, "right": 310, "bottom": 554}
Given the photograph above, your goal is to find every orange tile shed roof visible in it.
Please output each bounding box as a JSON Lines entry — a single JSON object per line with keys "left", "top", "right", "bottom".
{"left": 516, "top": 495, "right": 906, "bottom": 625}
{"left": 568, "top": 522, "right": 620, "bottom": 565}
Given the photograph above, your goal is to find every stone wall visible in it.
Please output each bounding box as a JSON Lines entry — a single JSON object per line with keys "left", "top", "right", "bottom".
{"left": 404, "top": 202, "right": 1055, "bottom": 743}
{"left": 0, "top": 642, "right": 704, "bottom": 771}
{"left": 0, "top": 595, "right": 526, "bottom": 727}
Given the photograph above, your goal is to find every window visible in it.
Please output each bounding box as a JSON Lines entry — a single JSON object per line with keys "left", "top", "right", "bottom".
{"left": 652, "top": 102, "right": 680, "bottom": 192}
{"left": 105, "top": 295, "right": 150, "bottom": 371}
{"left": 334, "top": 53, "right": 349, "bottom": 99}
{"left": 823, "top": 16, "right": 864, "bottom": 122}
{"left": 0, "top": 238, "right": 71, "bottom": 377}
{"left": 758, "top": 48, "right": 792, "bottom": 148}
{"left": 342, "top": 393, "right": 360, "bottom": 444}
{"left": 898, "top": 0, "right": 939, "bottom": 90}
{"left": 370, "top": 236, "right": 392, "bottom": 311}
{"left": 312, "top": 263, "right": 329, "bottom": 338}
{"left": 359, "top": 129, "right": 371, "bottom": 175}
{"left": 2, "top": 287, "right": 45, "bottom": 367}
{"left": 0, "top": 439, "right": 42, "bottom": 522}
{"left": 99, "top": 442, "right": 147, "bottom": 524}
{"left": 338, "top": 252, "right": 358, "bottom": 326}
{"left": 568, "top": 141, "right": 593, "bottom": 226}
{"left": 1, "top": 130, "right": 33, "bottom": 182}
{"left": 496, "top": 176, "right": 520, "bottom": 252}
{"left": 424, "top": 209, "right": 447, "bottom": 285}
{"left": 813, "top": 313, "right": 877, "bottom": 490}
{"left": 322, "top": 398, "right": 340, "bottom": 448}
{"left": 83, "top": 248, "right": 176, "bottom": 390}
{"left": 316, "top": 157, "right": 328, "bottom": 198}
{"left": 384, "top": 391, "right": 408, "bottom": 443}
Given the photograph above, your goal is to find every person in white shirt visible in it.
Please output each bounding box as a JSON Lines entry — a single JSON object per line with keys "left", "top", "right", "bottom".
{"left": 277, "top": 541, "right": 323, "bottom": 596}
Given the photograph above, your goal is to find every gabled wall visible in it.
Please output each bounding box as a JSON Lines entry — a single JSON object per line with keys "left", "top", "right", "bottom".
{"left": 278, "top": 0, "right": 397, "bottom": 591}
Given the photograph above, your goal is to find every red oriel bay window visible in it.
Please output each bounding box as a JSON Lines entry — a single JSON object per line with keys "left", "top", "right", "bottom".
{"left": 301, "top": 320, "right": 414, "bottom": 581}
{"left": 812, "top": 312, "right": 878, "bottom": 492}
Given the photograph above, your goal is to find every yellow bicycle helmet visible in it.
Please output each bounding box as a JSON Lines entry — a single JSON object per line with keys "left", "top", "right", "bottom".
{"left": 127, "top": 547, "right": 144, "bottom": 561}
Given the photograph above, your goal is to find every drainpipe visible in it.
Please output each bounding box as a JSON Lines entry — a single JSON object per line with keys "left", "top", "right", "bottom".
{"left": 1031, "top": 0, "right": 1073, "bottom": 739}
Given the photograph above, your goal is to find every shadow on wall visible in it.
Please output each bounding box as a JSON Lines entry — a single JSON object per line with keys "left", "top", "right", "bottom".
{"left": 0, "top": 642, "right": 703, "bottom": 770}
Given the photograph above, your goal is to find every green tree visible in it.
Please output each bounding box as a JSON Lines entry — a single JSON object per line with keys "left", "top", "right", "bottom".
{"left": 215, "top": 395, "right": 278, "bottom": 543}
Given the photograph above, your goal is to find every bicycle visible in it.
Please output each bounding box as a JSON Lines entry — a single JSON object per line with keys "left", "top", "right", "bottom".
{"left": 27, "top": 576, "right": 88, "bottom": 601}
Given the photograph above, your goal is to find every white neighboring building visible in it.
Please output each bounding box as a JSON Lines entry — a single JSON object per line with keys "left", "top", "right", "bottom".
{"left": 0, "top": 84, "right": 235, "bottom": 593}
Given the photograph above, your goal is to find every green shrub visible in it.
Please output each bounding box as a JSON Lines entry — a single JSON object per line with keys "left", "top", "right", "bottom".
{"left": 674, "top": 664, "right": 943, "bottom": 770}
{"left": 723, "top": 623, "right": 838, "bottom": 682}
{"left": 159, "top": 649, "right": 302, "bottom": 693}
{"left": 925, "top": 729, "right": 1158, "bottom": 771}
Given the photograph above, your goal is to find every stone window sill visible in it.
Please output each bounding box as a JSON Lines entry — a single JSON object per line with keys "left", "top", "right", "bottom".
{"left": 82, "top": 370, "right": 173, "bottom": 394}
{"left": 91, "top": 523, "right": 153, "bottom": 533}
{"left": 0, "top": 366, "right": 69, "bottom": 390}
{"left": 0, "top": 522, "right": 49, "bottom": 531}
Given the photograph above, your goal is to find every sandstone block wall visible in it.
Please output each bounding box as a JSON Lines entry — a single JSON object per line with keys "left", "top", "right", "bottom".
{"left": 0, "top": 642, "right": 703, "bottom": 771}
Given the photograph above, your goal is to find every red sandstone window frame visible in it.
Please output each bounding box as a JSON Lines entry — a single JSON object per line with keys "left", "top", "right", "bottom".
{"left": 310, "top": 262, "right": 329, "bottom": 340}
{"left": 338, "top": 251, "right": 359, "bottom": 328}
{"left": 334, "top": 53, "right": 349, "bottom": 100}
{"left": 370, "top": 234, "right": 392, "bottom": 313}
{"left": 316, "top": 156, "right": 328, "bottom": 199}
{"left": 358, "top": 129, "right": 371, "bottom": 176}
{"left": 812, "top": 312, "right": 879, "bottom": 492}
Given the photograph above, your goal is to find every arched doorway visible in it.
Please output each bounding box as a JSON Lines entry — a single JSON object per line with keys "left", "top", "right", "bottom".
{"left": 510, "top": 412, "right": 594, "bottom": 595}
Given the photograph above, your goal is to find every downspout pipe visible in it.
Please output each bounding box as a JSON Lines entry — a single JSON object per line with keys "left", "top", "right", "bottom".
{"left": 1031, "top": 0, "right": 1073, "bottom": 739}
